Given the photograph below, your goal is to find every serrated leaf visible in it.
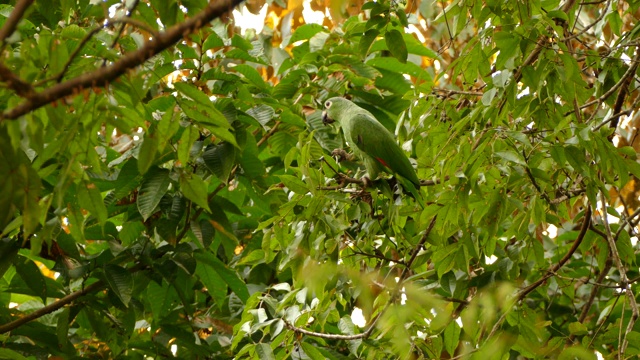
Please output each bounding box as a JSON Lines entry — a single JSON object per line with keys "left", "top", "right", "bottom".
{"left": 137, "top": 168, "right": 171, "bottom": 221}
{"left": 179, "top": 172, "right": 211, "bottom": 212}
{"left": 385, "top": 29, "right": 408, "bottom": 63}
{"left": 104, "top": 264, "right": 133, "bottom": 307}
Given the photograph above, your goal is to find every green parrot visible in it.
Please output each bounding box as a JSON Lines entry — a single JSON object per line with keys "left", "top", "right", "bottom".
{"left": 322, "top": 97, "right": 421, "bottom": 193}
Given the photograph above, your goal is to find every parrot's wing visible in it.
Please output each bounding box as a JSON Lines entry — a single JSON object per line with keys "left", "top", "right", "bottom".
{"left": 348, "top": 113, "right": 421, "bottom": 187}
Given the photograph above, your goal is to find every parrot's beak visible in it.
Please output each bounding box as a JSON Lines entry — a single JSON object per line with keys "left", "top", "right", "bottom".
{"left": 322, "top": 111, "right": 334, "bottom": 125}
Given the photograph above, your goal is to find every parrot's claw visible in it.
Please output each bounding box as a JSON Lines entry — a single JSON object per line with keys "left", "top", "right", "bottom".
{"left": 331, "top": 148, "right": 353, "bottom": 162}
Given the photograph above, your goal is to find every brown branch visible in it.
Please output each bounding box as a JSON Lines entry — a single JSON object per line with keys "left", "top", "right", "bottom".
{"left": 256, "top": 120, "right": 281, "bottom": 147}
{"left": 0, "top": 280, "right": 104, "bottom": 334}
{"left": 0, "top": 62, "right": 33, "bottom": 97}
{"left": 0, "top": 0, "right": 245, "bottom": 121}
{"left": 0, "top": 0, "right": 34, "bottom": 44}
{"left": 432, "top": 87, "right": 483, "bottom": 96}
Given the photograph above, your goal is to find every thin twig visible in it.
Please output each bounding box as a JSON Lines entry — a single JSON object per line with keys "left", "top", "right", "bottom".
{"left": 0, "top": 262, "right": 147, "bottom": 334}
{"left": 598, "top": 191, "right": 638, "bottom": 358}
{"left": 0, "top": 0, "right": 245, "bottom": 121}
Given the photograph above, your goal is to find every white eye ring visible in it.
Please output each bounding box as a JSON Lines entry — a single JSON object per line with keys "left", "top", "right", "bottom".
{"left": 325, "top": 101, "right": 332, "bottom": 108}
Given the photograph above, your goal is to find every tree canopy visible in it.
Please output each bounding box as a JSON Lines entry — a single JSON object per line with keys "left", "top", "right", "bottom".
{"left": 1, "top": 0, "right": 640, "bottom": 358}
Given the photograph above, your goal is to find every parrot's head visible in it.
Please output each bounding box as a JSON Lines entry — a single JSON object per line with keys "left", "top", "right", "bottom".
{"left": 322, "top": 97, "right": 352, "bottom": 125}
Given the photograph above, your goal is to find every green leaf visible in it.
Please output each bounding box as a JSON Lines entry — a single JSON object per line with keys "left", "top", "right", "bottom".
{"left": 301, "top": 342, "right": 325, "bottom": 360}
{"left": 495, "top": 150, "right": 526, "bottom": 166}
{"left": 179, "top": 172, "right": 211, "bottom": 212}
{"left": 247, "top": 104, "right": 275, "bottom": 127}
{"left": 194, "top": 251, "right": 249, "bottom": 303}
{"left": 279, "top": 109, "right": 307, "bottom": 127}
{"left": 138, "top": 133, "right": 158, "bottom": 175}
{"left": 15, "top": 255, "right": 47, "bottom": 303}
{"left": 0, "top": 238, "right": 20, "bottom": 279}
{"left": 567, "top": 321, "right": 588, "bottom": 335}
{"left": 444, "top": 320, "right": 461, "bottom": 356}
{"left": 203, "top": 142, "right": 236, "bottom": 183}
{"left": 104, "top": 264, "right": 133, "bottom": 306}
{"left": 203, "top": 31, "right": 224, "bottom": 50}
{"left": 278, "top": 174, "right": 309, "bottom": 194}
{"left": 0, "top": 348, "right": 28, "bottom": 360}
{"left": 196, "top": 261, "right": 227, "bottom": 309}
{"left": 255, "top": 343, "right": 275, "bottom": 360}
{"left": 233, "top": 64, "right": 270, "bottom": 91}
{"left": 290, "top": 23, "right": 326, "bottom": 43}
{"left": 385, "top": 29, "right": 408, "bottom": 63}
{"left": 174, "top": 81, "right": 216, "bottom": 110}
{"left": 137, "top": 168, "right": 171, "bottom": 221}
{"left": 178, "top": 125, "right": 199, "bottom": 165}
{"left": 178, "top": 97, "right": 229, "bottom": 129}
{"left": 402, "top": 33, "right": 439, "bottom": 58}
{"left": 359, "top": 29, "right": 379, "bottom": 57}
{"left": 77, "top": 181, "right": 108, "bottom": 226}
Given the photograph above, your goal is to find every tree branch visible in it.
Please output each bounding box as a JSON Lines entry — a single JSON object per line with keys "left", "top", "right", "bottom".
{"left": 0, "top": 0, "right": 245, "bottom": 121}
{"left": 0, "top": 280, "right": 104, "bottom": 334}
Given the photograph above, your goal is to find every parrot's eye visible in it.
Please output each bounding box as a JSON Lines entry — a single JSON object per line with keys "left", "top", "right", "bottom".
{"left": 325, "top": 101, "right": 332, "bottom": 108}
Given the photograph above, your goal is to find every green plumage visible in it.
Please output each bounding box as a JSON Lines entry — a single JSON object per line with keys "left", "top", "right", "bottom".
{"left": 322, "top": 97, "right": 421, "bottom": 189}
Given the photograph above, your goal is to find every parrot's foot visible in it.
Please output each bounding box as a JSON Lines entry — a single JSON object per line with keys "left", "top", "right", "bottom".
{"left": 331, "top": 148, "right": 353, "bottom": 162}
